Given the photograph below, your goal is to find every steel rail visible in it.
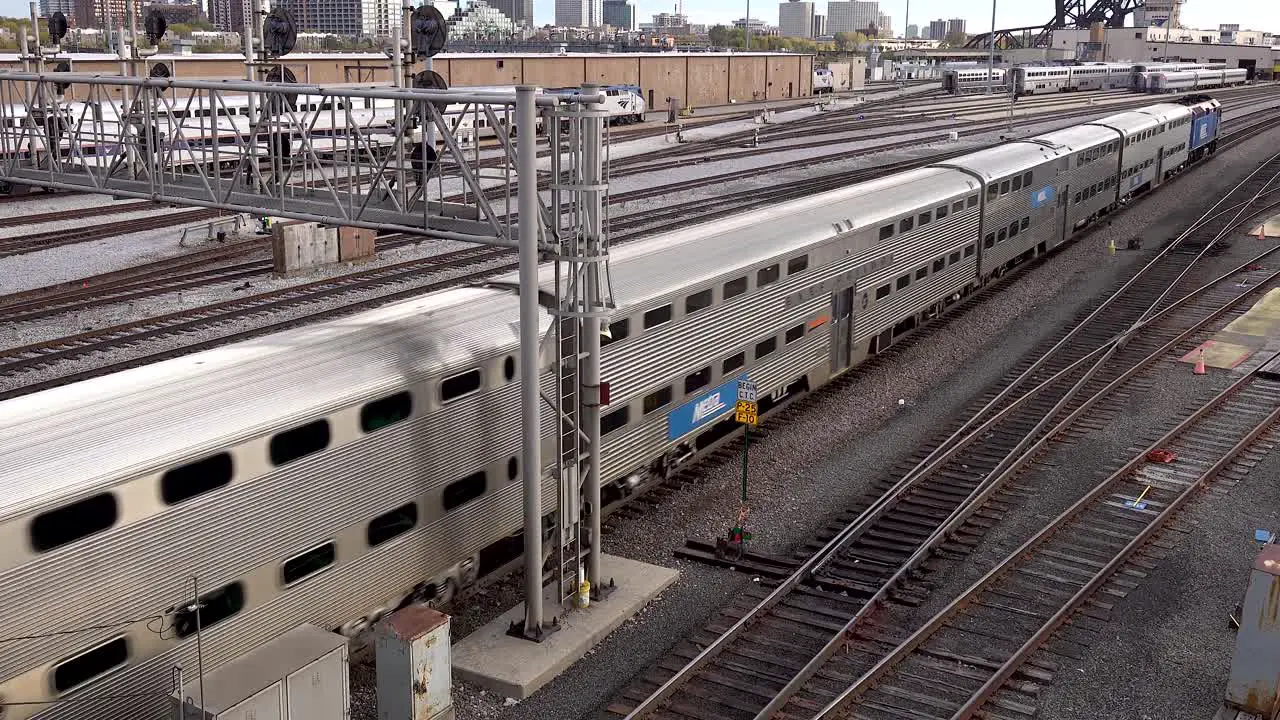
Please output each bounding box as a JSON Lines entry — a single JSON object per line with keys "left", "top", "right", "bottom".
{"left": 815, "top": 350, "right": 1280, "bottom": 719}
{"left": 753, "top": 235, "right": 1280, "bottom": 720}
{"left": 622, "top": 183, "right": 1280, "bottom": 720}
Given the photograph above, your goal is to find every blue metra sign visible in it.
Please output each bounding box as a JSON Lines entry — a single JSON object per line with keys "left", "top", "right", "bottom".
{"left": 667, "top": 373, "right": 746, "bottom": 441}
{"left": 1030, "top": 185, "right": 1056, "bottom": 209}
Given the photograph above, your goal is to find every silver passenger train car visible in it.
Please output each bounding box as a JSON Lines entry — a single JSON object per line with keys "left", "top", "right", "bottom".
{"left": 0, "top": 95, "right": 1225, "bottom": 719}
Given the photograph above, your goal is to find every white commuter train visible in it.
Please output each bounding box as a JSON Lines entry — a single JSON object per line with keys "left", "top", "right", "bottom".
{"left": 0, "top": 95, "right": 1225, "bottom": 719}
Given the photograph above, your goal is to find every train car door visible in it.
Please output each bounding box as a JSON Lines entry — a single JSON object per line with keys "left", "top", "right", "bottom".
{"left": 830, "top": 287, "right": 856, "bottom": 373}
{"left": 1153, "top": 148, "right": 1165, "bottom": 188}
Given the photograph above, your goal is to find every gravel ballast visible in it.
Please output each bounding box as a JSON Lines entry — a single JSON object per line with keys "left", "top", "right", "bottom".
{"left": 400, "top": 107, "right": 1280, "bottom": 720}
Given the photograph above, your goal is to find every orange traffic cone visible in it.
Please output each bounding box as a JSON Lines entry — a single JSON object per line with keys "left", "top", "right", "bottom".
{"left": 1193, "top": 349, "right": 1206, "bottom": 375}
{"left": 1260, "top": 226, "right": 1268, "bottom": 241}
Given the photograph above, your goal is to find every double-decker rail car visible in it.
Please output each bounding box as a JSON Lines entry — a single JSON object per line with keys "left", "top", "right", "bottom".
{"left": 0, "top": 95, "right": 1229, "bottom": 720}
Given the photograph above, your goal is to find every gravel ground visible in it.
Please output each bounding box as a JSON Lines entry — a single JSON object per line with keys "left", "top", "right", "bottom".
{"left": 345, "top": 92, "right": 1280, "bottom": 720}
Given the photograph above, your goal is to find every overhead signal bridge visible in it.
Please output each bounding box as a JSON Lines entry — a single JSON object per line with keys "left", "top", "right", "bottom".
{"left": 0, "top": 72, "right": 591, "bottom": 247}
{"left": 0, "top": 68, "right": 616, "bottom": 643}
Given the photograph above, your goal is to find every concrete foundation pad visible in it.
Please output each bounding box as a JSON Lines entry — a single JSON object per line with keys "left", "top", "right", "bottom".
{"left": 451, "top": 554, "right": 679, "bottom": 699}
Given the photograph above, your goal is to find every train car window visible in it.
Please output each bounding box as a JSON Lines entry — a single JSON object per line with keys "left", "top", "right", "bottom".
{"left": 440, "top": 370, "right": 482, "bottom": 402}
{"left": 1021, "top": 217, "right": 1030, "bottom": 230}
{"left": 643, "top": 304, "right": 672, "bottom": 329}
{"left": 965, "top": 244, "right": 976, "bottom": 257}
{"left": 504, "top": 356, "right": 516, "bottom": 381}
{"left": 987, "top": 184, "right": 998, "bottom": 200}
{"left": 644, "top": 386, "right": 673, "bottom": 414}
{"left": 968, "top": 195, "right": 979, "bottom": 208}
{"left": 918, "top": 211, "right": 932, "bottom": 226}
{"left": 361, "top": 392, "right": 413, "bottom": 433}
{"left": 997, "top": 228, "right": 1008, "bottom": 243}
{"left": 685, "top": 289, "right": 713, "bottom": 315}
{"left": 1074, "top": 191, "right": 1081, "bottom": 203}
{"left": 754, "top": 337, "right": 777, "bottom": 359}
{"left": 896, "top": 275, "right": 910, "bottom": 290}
{"left": 601, "top": 407, "right": 629, "bottom": 435}
{"left": 933, "top": 258, "right": 945, "bottom": 273}
{"left": 367, "top": 502, "right": 419, "bottom": 547}
{"left": 984, "top": 233, "right": 995, "bottom": 249}
{"left": 757, "top": 265, "right": 780, "bottom": 287}
{"left": 953, "top": 201, "right": 965, "bottom": 213}
{"left": 723, "top": 352, "right": 745, "bottom": 374}
{"left": 949, "top": 251, "right": 961, "bottom": 264}
{"left": 684, "top": 367, "right": 711, "bottom": 394}
{"left": 786, "top": 325, "right": 805, "bottom": 344}
{"left": 787, "top": 255, "right": 809, "bottom": 275}
{"left": 30, "top": 492, "right": 118, "bottom": 552}
{"left": 916, "top": 267, "right": 928, "bottom": 281}
{"left": 173, "top": 582, "right": 245, "bottom": 638}
{"left": 602, "top": 318, "right": 630, "bottom": 346}
{"left": 443, "top": 471, "right": 487, "bottom": 511}
{"left": 161, "top": 452, "right": 233, "bottom": 506}
{"left": 1012, "top": 176, "right": 1023, "bottom": 192}
{"left": 282, "top": 542, "right": 336, "bottom": 585}
{"left": 879, "top": 224, "right": 894, "bottom": 241}
{"left": 53, "top": 637, "right": 129, "bottom": 694}
{"left": 724, "top": 277, "right": 748, "bottom": 299}
{"left": 1000, "top": 180, "right": 1010, "bottom": 195}
{"left": 899, "top": 217, "right": 914, "bottom": 233}
{"left": 876, "top": 284, "right": 890, "bottom": 299}
{"left": 1010, "top": 222, "right": 1020, "bottom": 238}
{"left": 936, "top": 205, "right": 949, "bottom": 219}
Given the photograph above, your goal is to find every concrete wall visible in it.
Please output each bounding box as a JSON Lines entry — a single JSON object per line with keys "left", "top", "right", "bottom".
{"left": 1, "top": 52, "right": 816, "bottom": 108}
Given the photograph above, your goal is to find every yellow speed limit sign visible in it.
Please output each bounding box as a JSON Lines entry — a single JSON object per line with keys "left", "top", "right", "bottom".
{"left": 735, "top": 400, "right": 758, "bottom": 426}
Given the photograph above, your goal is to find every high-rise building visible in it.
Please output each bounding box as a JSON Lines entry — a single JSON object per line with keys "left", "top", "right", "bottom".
{"left": 556, "top": 0, "right": 602, "bottom": 27}
{"left": 778, "top": 0, "right": 813, "bottom": 38}
{"left": 273, "top": 0, "right": 362, "bottom": 35}
{"left": 1134, "top": 0, "right": 1183, "bottom": 28}
{"left": 905, "top": 23, "right": 918, "bottom": 38}
{"left": 812, "top": 13, "right": 825, "bottom": 37}
{"left": 877, "top": 11, "right": 890, "bottom": 36}
{"left": 602, "top": 0, "right": 632, "bottom": 30}
{"left": 39, "top": 0, "right": 78, "bottom": 23}
{"left": 927, "top": 18, "right": 945, "bottom": 39}
{"left": 827, "top": 0, "right": 877, "bottom": 34}
{"left": 72, "top": 0, "right": 141, "bottom": 28}
{"left": 946, "top": 17, "right": 965, "bottom": 36}
{"left": 446, "top": 0, "right": 517, "bottom": 39}
{"left": 489, "top": 0, "right": 533, "bottom": 26}
{"left": 207, "top": 0, "right": 249, "bottom": 32}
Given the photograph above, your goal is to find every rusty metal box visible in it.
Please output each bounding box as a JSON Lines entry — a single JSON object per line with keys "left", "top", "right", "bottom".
{"left": 376, "top": 605, "right": 454, "bottom": 720}
{"left": 1226, "top": 543, "right": 1280, "bottom": 716}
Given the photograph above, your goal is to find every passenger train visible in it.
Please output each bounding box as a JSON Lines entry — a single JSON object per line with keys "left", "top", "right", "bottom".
{"left": 0, "top": 95, "right": 1225, "bottom": 719}
{"left": 1146, "top": 68, "right": 1250, "bottom": 94}
{"left": 946, "top": 61, "right": 1235, "bottom": 97}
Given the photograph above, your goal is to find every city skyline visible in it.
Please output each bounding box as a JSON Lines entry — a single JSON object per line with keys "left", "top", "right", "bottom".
{"left": 3, "top": 0, "right": 1277, "bottom": 34}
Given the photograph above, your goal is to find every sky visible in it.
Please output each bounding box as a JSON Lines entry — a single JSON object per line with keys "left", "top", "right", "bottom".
{"left": 0, "top": 0, "right": 1275, "bottom": 35}
{"left": 534, "top": 0, "right": 1280, "bottom": 33}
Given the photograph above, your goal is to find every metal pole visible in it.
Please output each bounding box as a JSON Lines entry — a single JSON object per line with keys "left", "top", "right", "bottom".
{"left": 192, "top": 576, "right": 206, "bottom": 714}
{"left": 391, "top": 24, "right": 403, "bottom": 87}
{"left": 27, "top": 1, "right": 42, "bottom": 73}
{"left": 581, "top": 83, "right": 605, "bottom": 599}
{"left": 986, "top": 0, "right": 996, "bottom": 95}
{"left": 744, "top": 0, "right": 749, "bottom": 50}
{"left": 516, "top": 84, "right": 545, "bottom": 640}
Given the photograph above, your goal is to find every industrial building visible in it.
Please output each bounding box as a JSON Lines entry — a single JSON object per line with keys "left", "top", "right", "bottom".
{"left": 778, "top": 0, "right": 814, "bottom": 39}
{"left": 3, "top": 50, "right": 816, "bottom": 107}
{"left": 1051, "top": 26, "right": 1279, "bottom": 78}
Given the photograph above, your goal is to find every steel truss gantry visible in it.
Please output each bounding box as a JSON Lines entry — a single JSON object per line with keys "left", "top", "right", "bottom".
{"left": 0, "top": 69, "right": 613, "bottom": 641}
{"left": 965, "top": 0, "right": 1145, "bottom": 50}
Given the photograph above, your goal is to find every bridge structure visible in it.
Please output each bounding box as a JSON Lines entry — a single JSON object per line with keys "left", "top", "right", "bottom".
{"left": 965, "top": 0, "right": 1146, "bottom": 50}
{"left": 0, "top": 62, "right": 615, "bottom": 643}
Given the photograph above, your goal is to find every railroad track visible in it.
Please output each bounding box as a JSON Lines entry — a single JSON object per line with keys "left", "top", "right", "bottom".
{"left": 0, "top": 199, "right": 158, "bottom": 228}
{"left": 814, "top": 361, "right": 1280, "bottom": 720}
{"left": 0, "top": 207, "right": 226, "bottom": 258}
{"left": 4, "top": 105, "right": 1278, "bottom": 399}
{"left": 602, "top": 151, "right": 1280, "bottom": 720}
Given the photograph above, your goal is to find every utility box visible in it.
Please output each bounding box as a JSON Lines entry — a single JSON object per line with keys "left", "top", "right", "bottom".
{"left": 272, "top": 221, "right": 340, "bottom": 276}
{"left": 1225, "top": 543, "right": 1280, "bottom": 717}
{"left": 338, "top": 225, "right": 376, "bottom": 263}
{"left": 376, "top": 605, "right": 454, "bottom": 720}
{"left": 172, "top": 624, "right": 349, "bottom": 720}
